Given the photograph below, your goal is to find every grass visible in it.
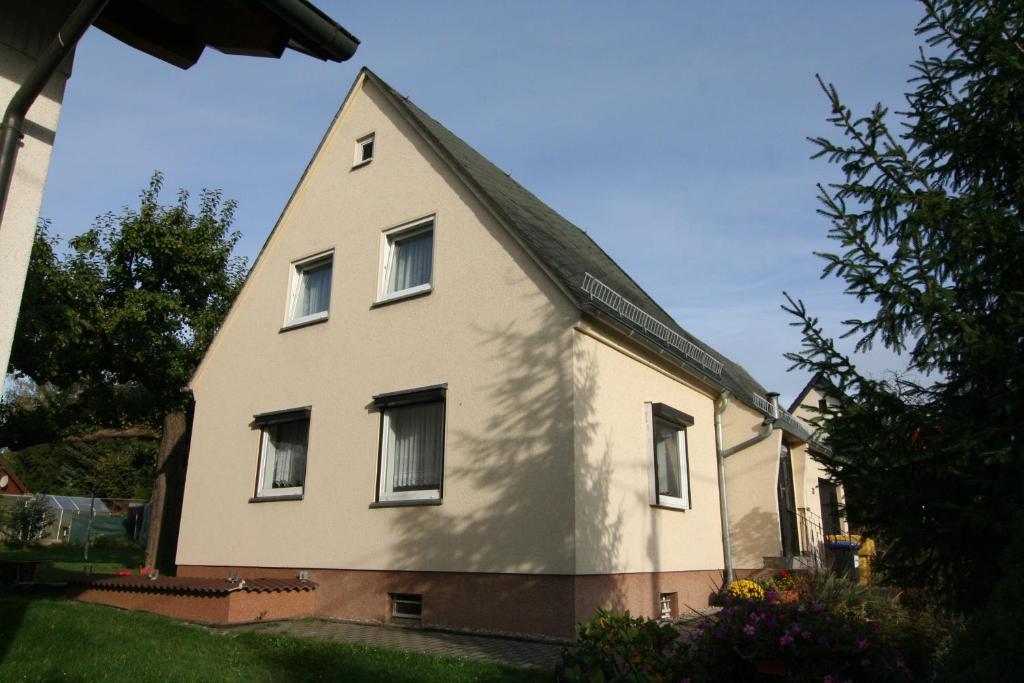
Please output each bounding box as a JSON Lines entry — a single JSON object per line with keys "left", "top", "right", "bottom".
{"left": 0, "top": 595, "right": 554, "bottom": 682}
{"left": 0, "top": 544, "right": 145, "bottom": 581}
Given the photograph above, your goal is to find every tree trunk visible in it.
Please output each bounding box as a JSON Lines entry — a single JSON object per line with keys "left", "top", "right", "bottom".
{"left": 144, "top": 405, "right": 193, "bottom": 574}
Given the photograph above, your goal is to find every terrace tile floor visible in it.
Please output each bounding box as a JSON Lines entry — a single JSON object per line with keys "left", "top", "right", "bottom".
{"left": 231, "top": 619, "right": 565, "bottom": 670}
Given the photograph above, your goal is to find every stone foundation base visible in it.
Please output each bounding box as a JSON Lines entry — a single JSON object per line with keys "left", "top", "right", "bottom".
{"left": 178, "top": 565, "right": 725, "bottom": 638}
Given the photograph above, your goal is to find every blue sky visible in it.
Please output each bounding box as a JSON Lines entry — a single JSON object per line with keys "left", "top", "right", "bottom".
{"left": 38, "top": 1, "right": 925, "bottom": 404}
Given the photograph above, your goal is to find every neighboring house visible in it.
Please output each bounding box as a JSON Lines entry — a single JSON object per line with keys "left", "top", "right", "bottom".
{"left": 176, "top": 68, "right": 824, "bottom": 638}
{"left": 789, "top": 374, "right": 848, "bottom": 561}
{"left": 0, "top": 457, "right": 29, "bottom": 495}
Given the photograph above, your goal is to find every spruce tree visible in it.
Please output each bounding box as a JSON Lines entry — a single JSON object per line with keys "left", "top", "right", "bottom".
{"left": 785, "top": 0, "right": 1024, "bottom": 614}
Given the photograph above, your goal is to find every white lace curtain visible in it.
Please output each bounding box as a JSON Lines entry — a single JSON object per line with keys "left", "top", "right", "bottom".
{"left": 387, "top": 402, "right": 443, "bottom": 491}
{"left": 264, "top": 420, "right": 309, "bottom": 489}
{"left": 387, "top": 230, "right": 433, "bottom": 293}
{"left": 296, "top": 262, "right": 332, "bottom": 317}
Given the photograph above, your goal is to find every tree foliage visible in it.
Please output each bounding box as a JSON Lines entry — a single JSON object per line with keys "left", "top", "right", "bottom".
{"left": 1, "top": 172, "right": 245, "bottom": 497}
{"left": 785, "top": 0, "right": 1024, "bottom": 614}
{"left": 5, "top": 171, "right": 246, "bottom": 433}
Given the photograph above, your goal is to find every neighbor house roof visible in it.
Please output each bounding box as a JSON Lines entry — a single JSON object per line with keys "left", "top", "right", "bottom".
{"left": 361, "top": 69, "right": 789, "bottom": 426}
{"left": 94, "top": 0, "right": 360, "bottom": 69}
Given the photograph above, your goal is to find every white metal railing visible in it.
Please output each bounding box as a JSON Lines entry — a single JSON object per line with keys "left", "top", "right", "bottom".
{"left": 580, "top": 273, "right": 724, "bottom": 375}
{"left": 751, "top": 392, "right": 775, "bottom": 416}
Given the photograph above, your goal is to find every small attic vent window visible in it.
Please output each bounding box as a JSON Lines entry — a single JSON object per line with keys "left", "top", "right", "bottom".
{"left": 355, "top": 133, "right": 374, "bottom": 166}
{"left": 391, "top": 593, "right": 422, "bottom": 623}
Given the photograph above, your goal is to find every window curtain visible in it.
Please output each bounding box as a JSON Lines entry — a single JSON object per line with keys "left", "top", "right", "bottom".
{"left": 654, "top": 419, "right": 683, "bottom": 499}
{"left": 386, "top": 402, "right": 443, "bottom": 491}
{"left": 297, "top": 263, "right": 332, "bottom": 317}
{"left": 264, "top": 420, "right": 308, "bottom": 489}
{"left": 387, "top": 229, "right": 433, "bottom": 293}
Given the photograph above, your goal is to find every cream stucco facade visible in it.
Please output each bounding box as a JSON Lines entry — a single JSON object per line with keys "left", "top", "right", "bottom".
{"left": 179, "top": 74, "right": 579, "bottom": 575}
{"left": 0, "top": 5, "right": 72, "bottom": 378}
{"left": 176, "top": 69, "right": 834, "bottom": 636}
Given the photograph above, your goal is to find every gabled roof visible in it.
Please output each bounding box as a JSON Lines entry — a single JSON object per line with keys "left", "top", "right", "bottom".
{"left": 362, "top": 69, "right": 772, "bottom": 415}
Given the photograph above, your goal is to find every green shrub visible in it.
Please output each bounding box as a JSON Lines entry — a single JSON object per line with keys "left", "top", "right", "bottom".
{"left": 559, "top": 609, "right": 684, "bottom": 682}
{"left": 88, "top": 534, "right": 139, "bottom": 550}
{"left": 1, "top": 495, "right": 54, "bottom": 547}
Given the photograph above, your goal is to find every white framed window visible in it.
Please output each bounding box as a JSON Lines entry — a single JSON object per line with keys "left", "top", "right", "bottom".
{"left": 286, "top": 251, "right": 333, "bottom": 327}
{"left": 253, "top": 408, "right": 311, "bottom": 499}
{"left": 647, "top": 403, "right": 692, "bottom": 510}
{"left": 354, "top": 133, "right": 375, "bottom": 167}
{"left": 378, "top": 217, "right": 434, "bottom": 302}
{"left": 373, "top": 386, "right": 446, "bottom": 502}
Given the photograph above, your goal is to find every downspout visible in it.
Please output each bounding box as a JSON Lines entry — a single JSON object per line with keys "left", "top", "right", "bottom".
{"left": 0, "top": 0, "right": 109, "bottom": 231}
{"left": 715, "top": 391, "right": 780, "bottom": 584}
{"left": 714, "top": 391, "right": 735, "bottom": 584}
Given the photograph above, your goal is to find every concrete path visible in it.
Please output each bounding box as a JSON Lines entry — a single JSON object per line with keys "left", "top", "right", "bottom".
{"left": 232, "top": 619, "right": 564, "bottom": 670}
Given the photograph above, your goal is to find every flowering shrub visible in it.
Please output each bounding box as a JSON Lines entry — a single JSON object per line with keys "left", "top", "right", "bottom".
{"left": 559, "top": 609, "right": 685, "bottom": 682}
{"left": 725, "top": 579, "right": 765, "bottom": 601}
{"left": 680, "top": 599, "right": 913, "bottom": 682}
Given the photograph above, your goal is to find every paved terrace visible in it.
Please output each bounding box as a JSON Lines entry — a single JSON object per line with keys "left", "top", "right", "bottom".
{"left": 230, "top": 619, "right": 565, "bottom": 670}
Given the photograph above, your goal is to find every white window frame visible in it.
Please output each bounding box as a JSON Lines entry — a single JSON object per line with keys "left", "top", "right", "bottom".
{"left": 354, "top": 133, "right": 375, "bottom": 167}
{"left": 377, "top": 217, "right": 435, "bottom": 303}
{"left": 285, "top": 250, "right": 333, "bottom": 328}
{"left": 374, "top": 387, "right": 446, "bottom": 503}
{"left": 646, "top": 403, "right": 692, "bottom": 510}
{"left": 254, "top": 411, "right": 310, "bottom": 499}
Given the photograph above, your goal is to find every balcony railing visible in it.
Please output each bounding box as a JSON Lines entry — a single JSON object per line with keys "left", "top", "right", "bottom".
{"left": 580, "top": 273, "right": 724, "bottom": 376}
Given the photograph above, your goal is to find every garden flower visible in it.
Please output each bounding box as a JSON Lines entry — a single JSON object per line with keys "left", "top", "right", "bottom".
{"left": 801, "top": 630, "right": 812, "bottom": 639}
{"left": 811, "top": 602, "right": 826, "bottom": 612}
{"left": 857, "top": 639, "right": 871, "bottom": 649}
{"left": 779, "top": 633, "right": 794, "bottom": 646}
{"left": 743, "top": 624, "right": 756, "bottom": 635}
{"left": 861, "top": 658, "right": 871, "bottom": 668}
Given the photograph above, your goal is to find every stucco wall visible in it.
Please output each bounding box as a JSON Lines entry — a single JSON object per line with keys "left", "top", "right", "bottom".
{"left": 572, "top": 323, "right": 724, "bottom": 577}
{"left": 721, "top": 400, "right": 782, "bottom": 569}
{"left": 177, "top": 73, "right": 579, "bottom": 575}
{"left": 0, "top": 6, "right": 72, "bottom": 377}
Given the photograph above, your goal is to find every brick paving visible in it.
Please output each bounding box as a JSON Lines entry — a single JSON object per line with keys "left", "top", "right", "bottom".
{"left": 231, "top": 619, "right": 565, "bottom": 670}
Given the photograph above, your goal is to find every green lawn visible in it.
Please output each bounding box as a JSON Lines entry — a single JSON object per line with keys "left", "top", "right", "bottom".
{"left": 0, "top": 596, "right": 553, "bottom": 682}
{"left": 0, "top": 544, "right": 145, "bottom": 581}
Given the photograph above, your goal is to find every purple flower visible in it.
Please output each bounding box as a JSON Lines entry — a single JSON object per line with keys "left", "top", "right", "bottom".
{"left": 823, "top": 676, "right": 836, "bottom": 683}
{"left": 766, "top": 590, "right": 779, "bottom": 601}
{"left": 857, "top": 638, "right": 871, "bottom": 650}
{"left": 801, "top": 630, "right": 812, "bottom": 640}
{"left": 743, "top": 624, "right": 756, "bottom": 636}
{"left": 860, "top": 658, "right": 871, "bottom": 668}
{"left": 790, "top": 622, "right": 802, "bottom": 632}
{"left": 811, "top": 602, "right": 826, "bottom": 612}
{"left": 779, "top": 633, "right": 794, "bottom": 646}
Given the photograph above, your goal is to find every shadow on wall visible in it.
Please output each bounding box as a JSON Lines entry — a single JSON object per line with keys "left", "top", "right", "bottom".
{"left": 386, "top": 287, "right": 624, "bottom": 634}
{"left": 730, "top": 508, "right": 780, "bottom": 571}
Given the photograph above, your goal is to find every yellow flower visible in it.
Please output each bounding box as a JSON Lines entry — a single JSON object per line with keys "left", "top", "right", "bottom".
{"left": 726, "top": 579, "right": 765, "bottom": 601}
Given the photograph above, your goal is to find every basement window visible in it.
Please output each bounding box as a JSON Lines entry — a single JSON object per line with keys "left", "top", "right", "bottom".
{"left": 391, "top": 593, "right": 422, "bottom": 624}
{"left": 659, "top": 592, "right": 677, "bottom": 619}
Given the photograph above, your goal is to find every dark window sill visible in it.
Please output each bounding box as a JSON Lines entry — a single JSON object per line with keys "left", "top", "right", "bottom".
{"left": 249, "top": 494, "right": 304, "bottom": 503}
{"left": 369, "top": 499, "right": 442, "bottom": 508}
{"left": 370, "top": 288, "right": 432, "bottom": 309}
{"left": 279, "top": 316, "right": 328, "bottom": 333}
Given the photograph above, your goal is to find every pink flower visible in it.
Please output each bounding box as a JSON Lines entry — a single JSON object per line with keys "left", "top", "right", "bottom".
{"left": 779, "top": 633, "right": 794, "bottom": 646}
{"left": 743, "top": 624, "right": 756, "bottom": 635}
